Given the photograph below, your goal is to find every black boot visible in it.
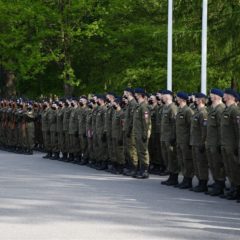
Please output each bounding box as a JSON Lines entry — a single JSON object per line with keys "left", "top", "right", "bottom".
{"left": 165, "top": 173, "right": 178, "bottom": 186}
{"left": 162, "top": 173, "right": 178, "bottom": 186}
{"left": 43, "top": 152, "right": 51, "bottom": 159}
{"left": 60, "top": 153, "right": 68, "bottom": 161}
{"left": 193, "top": 180, "right": 208, "bottom": 192}
{"left": 67, "top": 153, "right": 74, "bottom": 162}
{"left": 125, "top": 166, "right": 138, "bottom": 177}
{"left": 161, "top": 174, "right": 172, "bottom": 185}
{"left": 178, "top": 177, "right": 192, "bottom": 189}
{"left": 209, "top": 180, "right": 225, "bottom": 196}
{"left": 136, "top": 164, "right": 149, "bottom": 179}
{"left": 50, "top": 152, "right": 59, "bottom": 160}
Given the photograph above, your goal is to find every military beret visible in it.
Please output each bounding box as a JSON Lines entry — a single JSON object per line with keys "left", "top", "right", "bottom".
{"left": 97, "top": 94, "right": 106, "bottom": 101}
{"left": 210, "top": 88, "right": 223, "bottom": 97}
{"left": 114, "top": 97, "right": 122, "bottom": 105}
{"left": 195, "top": 93, "right": 207, "bottom": 99}
{"left": 177, "top": 92, "right": 189, "bottom": 101}
{"left": 224, "top": 88, "right": 239, "bottom": 99}
{"left": 124, "top": 87, "right": 134, "bottom": 94}
{"left": 134, "top": 88, "right": 146, "bottom": 95}
{"left": 107, "top": 92, "right": 116, "bottom": 97}
{"left": 161, "top": 90, "right": 174, "bottom": 96}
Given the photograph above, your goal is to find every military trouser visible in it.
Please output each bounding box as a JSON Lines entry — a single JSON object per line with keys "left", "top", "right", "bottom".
{"left": 87, "top": 134, "right": 94, "bottom": 160}
{"left": 126, "top": 132, "right": 137, "bottom": 167}
{"left": 177, "top": 144, "right": 193, "bottom": 178}
{"left": 26, "top": 123, "right": 35, "bottom": 150}
{"left": 92, "top": 133, "right": 98, "bottom": 161}
{"left": 34, "top": 122, "right": 42, "bottom": 146}
{"left": 123, "top": 131, "right": 130, "bottom": 166}
{"left": 50, "top": 131, "right": 58, "bottom": 153}
{"left": 21, "top": 124, "right": 28, "bottom": 149}
{"left": 133, "top": 134, "right": 150, "bottom": 168}
{"left": 62, "top": 131, "right": 70, "bottom": 154}
{"left": 79, "top": 134, "right": 88, "bottom": 160}
{"left": 221, "top": 146, "right": 240, "bottom": 186}
{"left": 69, "top": 133, "right": 80, "bottom": 156}
{"left": 10, "top": 128, "right": 16, "bottom": 147}
{"left": 192, "top": 146, "right": 208, "bottom": 181}
{"left": 149, "top": 132, "right": 163, "bottom": 166}
{"left": 107, "top": 133, "right": 114, "bottom": 162}
{"left": 161, "top": 141, "right": 178, "bottom": 174}
{"left": 57, "top": 131, "right": 64, "bottom": 153}
{"left": 112, "top": 137, "right": 125, "bottom": 165}
{"left": 42, "top": 131, "right": 51, "bottom": 152}
{"left": 96, "top": 133, "right": 108, "bottom": 163}
{"left": 206, "top": 145, "right": 225, "bottom": 181}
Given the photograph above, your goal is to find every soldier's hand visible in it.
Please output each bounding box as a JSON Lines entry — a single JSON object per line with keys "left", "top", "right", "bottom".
{"left": 234, "top": 148, "right": 239, "bottom": 157}
{"left": 142, "top": 136, "right": 147, "bottom": 143}
{"left": 101, "top": 132, "right": 107, "bottom": 142}
{"left": 217, "top": 145, "right": 222, "bottom": 154}
{"left": 199, "top": 145, "right": 205, "bottom": 153}
{"left": 170, "top": 138, "right": 176, "bottom": 146}
{"left": 118, "top": 139, "right": 123, "bottom": 146}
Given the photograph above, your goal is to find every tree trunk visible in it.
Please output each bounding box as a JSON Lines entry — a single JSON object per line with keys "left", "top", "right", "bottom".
{"left": 3, "top": 71, "right": 16, "bottom": 97}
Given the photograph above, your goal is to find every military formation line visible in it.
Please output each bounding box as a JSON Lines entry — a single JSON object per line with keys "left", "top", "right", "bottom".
{"left": 0, "top": 87, "right": 240, "bottom": 202}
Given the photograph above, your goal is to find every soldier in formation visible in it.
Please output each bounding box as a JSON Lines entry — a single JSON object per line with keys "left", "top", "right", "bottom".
{"left": 0, "top": 88, "right": 239, "bottom": 202}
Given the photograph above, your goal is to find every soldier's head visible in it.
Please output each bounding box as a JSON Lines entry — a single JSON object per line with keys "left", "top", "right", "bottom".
{"left": 148, "top": 94, "right": 157, "bottom": 106}
{"left": 134, "top": 88, "right": 146, "bottom": 103}
{"left": 113, "top": 97, "right": 122, "bottom": 110}
{"left": 43, "top": 101, "right": 49, "bottom": 109}
{"left": 176, "top": 92, "right": 188, "bottom": 107}
{"left": 124, "top": 88, "right": 134, "bottom": 100}
{"left": 79, "top": 96, "right": 88, "bottom": 107}
{"left": 106, "top": 92, "right": 115, "bottom": 104}
{"left": 51, "top": 102, "right": 58, "bottom": 110}
{"left": 161, "top": 90, "right": 173, "bottom": 105}
{"left": 223, "top": 88, "right": 239, "bottom": 106}
{"left": 195, "top": 93, "right": 207, "bottom": 108}
{"left": 70, "top": 99, "right": 78, "bottom": 108}
{"left": 96, "top": 95, "right": 106, "bottom": 106}
{"left": 209, "top": 88, "right": 223, "bottom": 104}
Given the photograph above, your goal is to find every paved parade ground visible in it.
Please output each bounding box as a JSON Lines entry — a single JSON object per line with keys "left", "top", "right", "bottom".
{"left": 0, "top": 151, "right": 239, "bottom": 240}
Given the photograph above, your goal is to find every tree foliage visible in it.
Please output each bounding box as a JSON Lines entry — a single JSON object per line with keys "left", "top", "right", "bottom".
{"left": 0, "top": 0, "right": 239, "bottom": 97}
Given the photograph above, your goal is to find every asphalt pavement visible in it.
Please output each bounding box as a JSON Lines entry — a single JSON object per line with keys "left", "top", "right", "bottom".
{"left": 0, "top": 150, "right": 239, "bottom": 240}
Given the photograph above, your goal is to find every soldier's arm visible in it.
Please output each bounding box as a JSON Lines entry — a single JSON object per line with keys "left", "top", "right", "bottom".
{"left": 200, "top": 111, "right": 208, "bottom": 145}
{"left": 141, "top": 105, "right": 150, "bottom": 140}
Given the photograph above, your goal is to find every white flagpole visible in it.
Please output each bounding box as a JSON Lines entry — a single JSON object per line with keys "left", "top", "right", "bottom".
{"left": 201, "top": 0, "right": 208, "bottom": 94}
{"left": 167, "top": 0, "right": 173, "bottom": 91}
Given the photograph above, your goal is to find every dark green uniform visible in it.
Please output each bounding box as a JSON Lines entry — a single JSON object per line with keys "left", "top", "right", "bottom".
{"left": 78, "top": 106, "right": 89, "bottom": 162}
{"left": 148, "top": 104, "right": 162, "bottom": 169}
{"left": 69, "top": 107, "right": 80, "bottom": 158}
{"left": 220, "top": 104, "right": 240, "bottom": 187}
{"left": 161, "top": 103, "right": 178, "bottom": 175}
{"left": 62, "top": 106, "right": 71, "bottom": 156}
{"left": 124, "top": 98, "right": 137, "bottom": 169}
{"left": 104, "top": 105, "right": 114, "bottom": 163}
{"left": 95, "top": 105, "right": 108, "bottom": 164}
{"left": 190, "top": 107, "right": 208, "bottom": 186}
{"left": 41, "top": 107, "right": 51, "bottom": 152}
{"left": 48, "top": 108, "right": 58, "bottom": 154}
{"left": 132, "top": 101, "right": 151, "bottom": 170}
{"left": 86, "top": 108, "right": 94, "bottom": 162}
{"left": 111, "top": 108, "right": 125, "bottom": 168}
{"left": 176, "top": 105, "right": 193, "bottom": 182}
{"left": 206, "top": 103, "right": 225, "bottom": 191}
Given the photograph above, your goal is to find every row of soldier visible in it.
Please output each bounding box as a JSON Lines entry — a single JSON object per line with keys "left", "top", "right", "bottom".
{"left": 0, "top": 87, "right": 240, "bottom": 202}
